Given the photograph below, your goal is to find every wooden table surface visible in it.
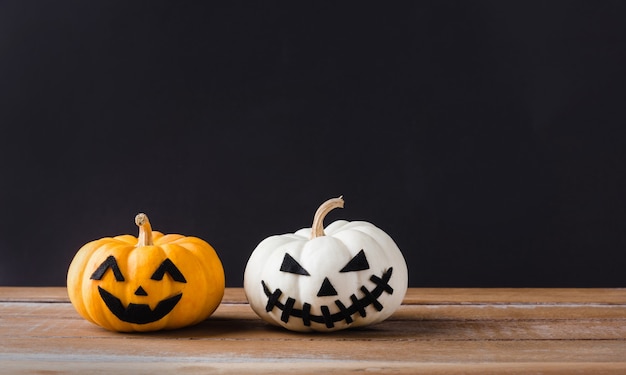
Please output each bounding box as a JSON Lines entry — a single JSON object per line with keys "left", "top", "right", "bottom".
{"left": 1, "top": 287, "right": 625, "bottom": 374}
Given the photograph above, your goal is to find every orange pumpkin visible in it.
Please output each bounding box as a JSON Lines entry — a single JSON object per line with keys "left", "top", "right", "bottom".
{"left": 67, "top": 213, "right": 225, "bottom": 332}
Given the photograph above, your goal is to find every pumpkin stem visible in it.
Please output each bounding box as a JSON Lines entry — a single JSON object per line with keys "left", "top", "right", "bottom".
{"left": 310, "top": 196, "right": 344, "bottom": 239}
{"left": 135, "top": 213, "right": 154, "bottom": 246}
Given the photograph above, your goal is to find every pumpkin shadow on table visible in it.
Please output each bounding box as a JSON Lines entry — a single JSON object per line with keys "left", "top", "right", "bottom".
{"left": 131, "top": 315, "right": 443, "bottom": 341}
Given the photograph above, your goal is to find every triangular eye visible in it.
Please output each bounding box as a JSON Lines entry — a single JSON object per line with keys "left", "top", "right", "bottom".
{"left": 90, "top": 255, "right": 125, "bottom": 281}
{"left": 340, "top": 249, "right": 370, "bottom": 272}
{"left": 151, "top": 258, "right": 187, "bottom": 283}
{"left": 279, "top": 253, "right": 310, "bottom": 276}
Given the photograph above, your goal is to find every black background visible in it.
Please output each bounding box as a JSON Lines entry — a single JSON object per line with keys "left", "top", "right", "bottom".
{"left": 1, "top": 1, "right": 625, "bottom": 287}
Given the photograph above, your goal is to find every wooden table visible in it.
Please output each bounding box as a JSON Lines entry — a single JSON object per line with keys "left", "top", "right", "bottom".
{"left": 1, "top": 287, "right": 625, "bottom": 374}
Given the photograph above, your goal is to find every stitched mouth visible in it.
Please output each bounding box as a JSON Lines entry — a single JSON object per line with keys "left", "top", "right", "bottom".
{"left": 261, "top": 267, "right": 394, "bottom": 329}
{"left": 97, "top": 286, "right": 182, "bottom": 324}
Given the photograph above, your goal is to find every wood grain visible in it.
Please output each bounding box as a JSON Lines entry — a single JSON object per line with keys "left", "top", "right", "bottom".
{"left": 1, "top": 287, "right": 625, "bottom": 374}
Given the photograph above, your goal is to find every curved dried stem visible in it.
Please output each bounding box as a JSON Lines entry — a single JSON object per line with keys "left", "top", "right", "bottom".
{"left": 135, "top": 213, "right": 154, "bottom": 246}
{"left": 310, "top": 196, "right": 344, "bottom": 239}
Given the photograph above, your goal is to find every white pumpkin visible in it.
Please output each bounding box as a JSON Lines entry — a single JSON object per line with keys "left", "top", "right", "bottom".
{"left": 243, "top": 197, "right": 408, "bottom": 332}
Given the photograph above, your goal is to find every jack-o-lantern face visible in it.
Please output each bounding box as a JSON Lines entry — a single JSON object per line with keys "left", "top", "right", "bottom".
{"left": 260, "top": 249, "right": 396, "bottom": 329}
{"left": 67, "top": 214, "right": 225, "bottom": 332}
{"left": 244, "top": 197, "right": 408, "bottom": 332}
{"left": 90, "top": 255, "right": 187, "bottom": 324}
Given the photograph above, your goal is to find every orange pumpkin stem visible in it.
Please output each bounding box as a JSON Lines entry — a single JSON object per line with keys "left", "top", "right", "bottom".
{"left": 310, "top": 196, "right": 344, "bottom": 239}
{"left": 135, "top": 213, "right": 154, "bottom": 246}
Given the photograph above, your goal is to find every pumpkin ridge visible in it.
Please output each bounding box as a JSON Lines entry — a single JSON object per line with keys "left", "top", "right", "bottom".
{"left": 154, "top": 233, "right": 186, "bottom": 245}
{"left": 159, "top": 242, "right": 225, "bottom": 325}
{"left": 67, "top": 238, "right": 115, "bottom": 323}
{"left": 321, "top": 220, "right": 351, "bottom": 234}
{"left": 111, "top": 235, "right": 138, "bottom": 245}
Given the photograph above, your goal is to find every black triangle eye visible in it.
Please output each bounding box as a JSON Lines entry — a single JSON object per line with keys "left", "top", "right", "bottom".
{"left": 90, "top": 256, "right": 125, "bottom": 281}
{"left": 340, "top": 249, "right": 370, "bottom": 272}
{"left": 151, "top": 258, "right": 187, "bottom": 283}
{"left": 280, "top": 253, "right": 310, "bottom": 276}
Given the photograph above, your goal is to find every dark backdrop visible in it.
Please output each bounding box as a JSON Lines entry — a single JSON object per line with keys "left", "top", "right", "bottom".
{"left": 1, "top": 1, "right": 625, "bottom": 287}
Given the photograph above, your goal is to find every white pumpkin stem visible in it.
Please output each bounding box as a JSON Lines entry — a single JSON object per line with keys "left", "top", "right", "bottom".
{"left": 135, "top": 213, "right": 154, "bottom": 246}
{"left": 310, "top": 196, "right": 344, "bottom": 239}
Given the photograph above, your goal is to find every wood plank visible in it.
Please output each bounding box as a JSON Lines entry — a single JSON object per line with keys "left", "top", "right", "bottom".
{"left": 2, "top": 335, "right": 625, "bottom": 363}
{"left": 0, "top": 287, "right": 69, "bottom": 302}
{"left": 403, "top": 288, "right": 626, "bottom": 305}
{"left": 1, "top": 358, "right": 625, "bottom": 375}
{"left": 1, "top": 302, "right": 625, "bottom": 358}
{"left": 2, "top": 302, "right": 626, "bottom": 341}
{"left": 4, "top": 295, "right": 626, "bottom": 323}
{"left": 1, "top": 287, "right": 625, "bottom": 373}
{"left": 2, "top": 287, "right": 625, "bottom": 304}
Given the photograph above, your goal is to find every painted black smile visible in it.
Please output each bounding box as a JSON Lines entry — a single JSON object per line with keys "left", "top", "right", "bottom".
{"left": 261, "top": 267, "right": 394, "bottom": 328}
{"left": 97, "top": 286, "right": 182, "bottom": 324}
